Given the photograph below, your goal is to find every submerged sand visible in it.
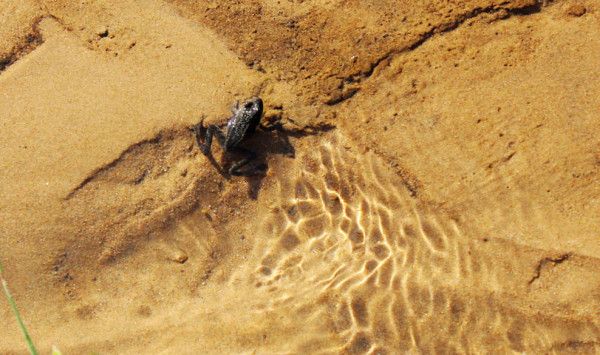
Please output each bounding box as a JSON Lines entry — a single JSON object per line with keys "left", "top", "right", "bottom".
{"left": 1, "top": 0, "right": 599, "bottom": 353}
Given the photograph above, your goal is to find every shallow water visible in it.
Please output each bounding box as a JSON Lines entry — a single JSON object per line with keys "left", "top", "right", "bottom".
{"left": 150, "top": 131, "right": 599, "bottom": 353}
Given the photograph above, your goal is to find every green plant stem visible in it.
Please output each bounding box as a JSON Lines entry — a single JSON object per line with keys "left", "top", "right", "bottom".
{"left": 0, "top": 262, "right": 39, "bottom": 355}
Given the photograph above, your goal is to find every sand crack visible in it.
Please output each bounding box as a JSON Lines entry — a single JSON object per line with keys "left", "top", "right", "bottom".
{"left": 0, "top": 15, "right": 46, "bottom": 73}
{"left": 325, "top": 0, "right": 545, "bottom": 105}
{"left": 528, "top": 253, "right": 572, "bottom": 285}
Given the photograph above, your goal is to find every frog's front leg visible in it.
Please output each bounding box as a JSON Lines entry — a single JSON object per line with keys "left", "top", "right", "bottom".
{"left": 230, "top": 100, "right": 240, "bottom": 114}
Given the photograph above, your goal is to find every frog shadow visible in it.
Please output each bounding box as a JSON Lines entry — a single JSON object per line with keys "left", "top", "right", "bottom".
{"left": 221, "top": 122, "right": 334, "bottom": 200}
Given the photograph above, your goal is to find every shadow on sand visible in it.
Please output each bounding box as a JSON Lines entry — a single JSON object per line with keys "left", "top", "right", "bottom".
{"left": 192, "top": 120, "right": 334, "bottom": 200}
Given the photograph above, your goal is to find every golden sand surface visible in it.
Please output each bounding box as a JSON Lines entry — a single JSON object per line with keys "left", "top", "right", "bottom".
{"left": 1, "top": 0, "right": 599, "bottom": 353}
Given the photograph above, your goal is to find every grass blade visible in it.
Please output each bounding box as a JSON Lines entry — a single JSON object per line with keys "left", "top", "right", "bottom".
{"left": 0, "top": 261, "right": 39, "bottom": 355}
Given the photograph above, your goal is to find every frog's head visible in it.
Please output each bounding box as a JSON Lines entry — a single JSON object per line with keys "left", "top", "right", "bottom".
{"left": 242, "top": 97, "right": 263, "bottom": 117}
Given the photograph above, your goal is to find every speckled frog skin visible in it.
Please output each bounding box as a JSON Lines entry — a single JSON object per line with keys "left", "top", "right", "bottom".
{"left": 223, "top": 97, "right": 263, "bottom": 150}
{"left": 193, "top": 97, "right": 263, "bottom": 175}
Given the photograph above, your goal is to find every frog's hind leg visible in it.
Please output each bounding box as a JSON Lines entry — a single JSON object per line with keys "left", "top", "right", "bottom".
{"left": 229, "top": 147, "right": 259, "bottom": 176}
{"left": 194, "top": 124, "right": 226, "bottom": 156}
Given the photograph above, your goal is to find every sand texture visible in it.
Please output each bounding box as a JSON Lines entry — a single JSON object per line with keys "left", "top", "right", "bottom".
{"left": 1, "top": 0, "right": 599, "bottom": 353}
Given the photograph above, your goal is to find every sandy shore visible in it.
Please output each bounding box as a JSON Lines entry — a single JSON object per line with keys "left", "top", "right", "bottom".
{"left": 1, "top": 0, "right": 599, "bottom": 353}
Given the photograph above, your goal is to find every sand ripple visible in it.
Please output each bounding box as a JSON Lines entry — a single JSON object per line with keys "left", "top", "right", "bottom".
{"left": 186, "top": 131, "right": 600, "bottom": 353}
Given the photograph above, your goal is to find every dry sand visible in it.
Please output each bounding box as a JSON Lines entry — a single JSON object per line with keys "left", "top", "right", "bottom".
{"left": 1, "top": 0, "right": 599, "bottom": 353}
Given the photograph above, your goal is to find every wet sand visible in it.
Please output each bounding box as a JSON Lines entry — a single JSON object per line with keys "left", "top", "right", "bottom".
{"left": 1, "top": 0, "right": 599, "bottom": 353}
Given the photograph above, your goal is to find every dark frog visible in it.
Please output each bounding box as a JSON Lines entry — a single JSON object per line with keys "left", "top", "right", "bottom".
{"left": 193, "top": 97, "right": 264, "bottom": 175}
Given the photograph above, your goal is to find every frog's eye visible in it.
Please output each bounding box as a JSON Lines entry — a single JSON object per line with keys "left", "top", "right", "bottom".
{"left": 244, "top": 102, "right": 254, "bottom": 109}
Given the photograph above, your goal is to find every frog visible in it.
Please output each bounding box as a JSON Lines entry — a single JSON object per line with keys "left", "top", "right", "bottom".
{"left": 192, "top": 97, "right": 264, "bottom": 175}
